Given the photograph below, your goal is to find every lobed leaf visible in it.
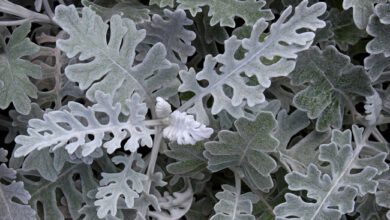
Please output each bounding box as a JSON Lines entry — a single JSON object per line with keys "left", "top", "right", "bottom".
{"left": 95, "top": 154, "right": 148, "bottom": 218}
{"left": 342, "top": 0, "right": 385, "bottom": 29}
{"left": 274, "top": 125, "right": 389, "bottom": 219}
{"left": 0, "top": 148, "right": 35, "bottom": 220}
{"left": 290, "top": 46, "right": 373, "bottom": 131}
{"left": 14, "top": 91, "right": 153, "bottom": 157}
{"left": 210, "top": 184, "right": 259, "bottom": 220}
{"left": 204, "top": 112, "right": 279, "bottom": 191}
{"left": 0, "top": 22, "right": 41, "bottom": 115}
{"left": 366, "top": 3, "right": 390, "bottom": 57}
{"left": 53, "top": 5, "right": 179, "bottom": 114}
{"left": 179, "top": 0, "right": 326, "bottom": 124}
{"left": 177, "top": 0, "right": 274, "bottom": 27}
{"left": 137, "top": 9, "right": 196, "bottom": 67}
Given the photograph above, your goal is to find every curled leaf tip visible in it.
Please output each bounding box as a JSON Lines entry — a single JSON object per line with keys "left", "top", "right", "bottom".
{"left": 163, "top": 111, "right": 213, "bottom": 145}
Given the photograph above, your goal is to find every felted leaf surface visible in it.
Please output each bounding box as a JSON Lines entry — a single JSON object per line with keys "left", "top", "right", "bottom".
{"left": 178, "top": 0, "right": 326, "bottom": 124}
{"left": 366, "top": 7, "right": 390, "bottom": 57}
{"left": 0, "top": 150, "right": 35, "bottom": 220}
{"left": 342, "top": 0, "right": 385, "bottom": 29}
{"left": 21, "top": 163, "right": 96, "bottom": 220}
{"left": 274, "top": 125, "right": 389, "bottom": 220}
{"left": 14, "top": 91, "right": 153, "bottom": 158}
{"left": 81, "top": 0, "right": 150, "bottom": 23}
{"left": 210, "top": 184, "right": 259, "bottom": 220}
{"left": 364, "top": 53, "right": 390, "bottom": 82}
{"left": 376, "top": 171, "right": 390, "bottom": 211}
{"left": 204, "top": 112, "right": 279, "bottom": 191}
{"left": 328, "top": 9, "right": 366, "bottom": 51}
{"left": 375, "top": 3, "right": 390, "bottom": 24}
{"left": 177, "top": 0, "right": 274, "bottom": 27}
{"left": 0, "top": 148, "right": 7, "bottom": 162}
{"left": 290, "top": 46, "right": 373, "bottom": 131}
{"left": 166, "top": 142, "right": 207, "bottom": 176}
{"left": 53, "top": 5, "right": 179, "bottom": 113}
{"left": 95, "top": 154, "right": 148, "bottom": 218}
{"left": 137, "top": 9, "right": 196, "bottom": 66}
{"left": 0, "top": 22, "right": 41, "bottom": 115}
{"left": 150, "top": 0, "right": 174, "bottom": 8}
{"left": 148, "top": 186, "right": 194, "bottom": 220}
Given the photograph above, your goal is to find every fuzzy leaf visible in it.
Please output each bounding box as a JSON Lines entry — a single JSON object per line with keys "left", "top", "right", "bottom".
{"left": 290, "top": 46, "right": 373, "bottom": 131}
{"left": 274, "top": 125, "right": 389, "bottom": 219}
{"left": 0, "top": 173, "right": 36, "bottom": 220}
{"left": 81, "top": 0, "right": 150, "bottom": 23}
{"left": 95, "top": 154, "right": 148, "bottom": 218}
{"left": 164, "top": 111, "right": 213, "bottom": 145}
{"left": 328, "top": 9, "right": 366, "bottom": 51}
{"left": 376, "top": 171, "right": 390, "bottom": 211}
{"left": 148, "top": 186, "right": 194, "bottom": 220}
{"left": 375, "top": 3, "right": 390, "bottom": 24}
{"left": 211, "top": 184, "right": 259, "bottom": 220}
{"left": 166, "top": 142, "right": 207, "bottom": 175}
{"left": 149, "top": 0, "right": 174, "bottom": 7}
{"left": 14, "top": 91, "right": 153, "bottom": 157}
{"left": 53, "top": 5, "right": 179, "bottom": 113}
{"left": 22, "top": 164, "right": 96, "bottom": 220}
{"left": 0, "top": 148, "right": 7, "bottom": 162}
{"left": 364, "top": 90, "right": 382, "bottom": 125}
{"left": 138, "top": 9, "right": 196, "bottom": 66}
{"left": 0, "top": 149, "right": 35, "bottom": 220}
{"left": 364, "top": 53, "right": 390, "bottom": 82}
{"left": 177, "top": 0, "right": 274, "bottom": 27}
{"left": 366, "top": 6, "right": 390, "bottom": 57}
{"left": 342, "top": 0, "right": 385, "bottom": 29}
{"left": 0, "top": 22, "right": 41, "bottom": 115}
{"left": 205, "top": 112, "right": 279, "bottom": 191}
{"left": 179, "top": 0, "right": 326, "bottom": 124}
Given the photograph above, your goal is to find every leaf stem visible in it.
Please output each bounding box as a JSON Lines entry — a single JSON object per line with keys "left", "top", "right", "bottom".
{"left": 0, "top": 0, "right": 53, "bottom": 25}
{"left": 145, "top": 126, "right": 163, "bottom": 193}
{"left": 232, "top": 169, "right": 242, "bottom": 219}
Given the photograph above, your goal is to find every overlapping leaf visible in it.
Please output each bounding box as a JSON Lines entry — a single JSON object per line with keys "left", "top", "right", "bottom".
{"left": 53, "top": 5, "right": 179, "bottom": 113}
{"left": 327, "top": 9, "right": 366, "bottom": 51}
{"left": 150, "top": 0, "right": 174, "bottom": 8}
{"left": 166, "top": 142, "right": 207, "bottom": 176}
{"left": 95, "top": 154, "right": 148, "bottom": 218}
{"left": 21, "top": 163, "right": 96, "bottom": 220}
{"left": 0, "top": 148, "right": 36, "bottom": 220}
{"left": 210, "top": 184, "right": 259, "bottom": 220}
{"left": 178, "top": 0, "right": 326, "bottom": 124}
{"left": 204, "top": 112, "right": 279, "bottom": 191}
{"left": 342, "top": 0, "right": 385, "bottom": 29}
{"left": 138, "top": 9, "right": 196, "bottom": 67}
{"left": 177, "top": 0, "right": 274, "bottom": 27}
{"left": 0, "top": 22, "right": 41, "bottom": 115}
{"left": 81, "top": 0, "right": 150, "bottom": 23}
{"left": 14, "top": 91, "right": 153, "bottom": 157}
{"left": 366, "top": 3, "right": 390, "bottom": 57}
{"left": 290, "top": 46, "right": 373, "bottom": 131}
{"left": 274, "top": 125, "right": 389, "bottom": 219}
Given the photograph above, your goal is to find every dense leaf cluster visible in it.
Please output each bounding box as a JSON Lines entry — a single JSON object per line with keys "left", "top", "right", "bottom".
{"left": 0, "top": 0, "right": 389, "bottom": 219}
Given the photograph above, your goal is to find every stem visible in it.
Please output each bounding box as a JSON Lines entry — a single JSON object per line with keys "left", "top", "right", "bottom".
{"left": 372, "top": 127, "right": 387, "bottom": 143}
{"left": 145, "top": 126, "right": 163, "bottom": 193}
{"left": 0, "top": 19, "right": 30, "bottom": 26}
{"left": 143, "top": 118, "right": 169, "bottom": 127}
{"left": 43, "top": 0, "right": 54, "bottom": 19}
{"left": 231, "top": 169, "right": 242, "bottom": 219}
{"left": 136, "top": 126, "right": 163, "bottom": 220}
{"left": 0, "top": 0, "right": 53, "bottom": 24}
{"left": 54, "top": 48, "right": 62, "bottom": 109}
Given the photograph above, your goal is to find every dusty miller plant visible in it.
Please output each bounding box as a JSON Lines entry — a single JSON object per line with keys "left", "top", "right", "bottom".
{"left": 0, "top": 0, "right": 389, "bottom": 219}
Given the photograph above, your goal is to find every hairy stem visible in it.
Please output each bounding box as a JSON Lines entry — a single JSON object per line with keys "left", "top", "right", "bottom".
{"left": 0, "top": 0, "right": 53, "bottom": 24}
